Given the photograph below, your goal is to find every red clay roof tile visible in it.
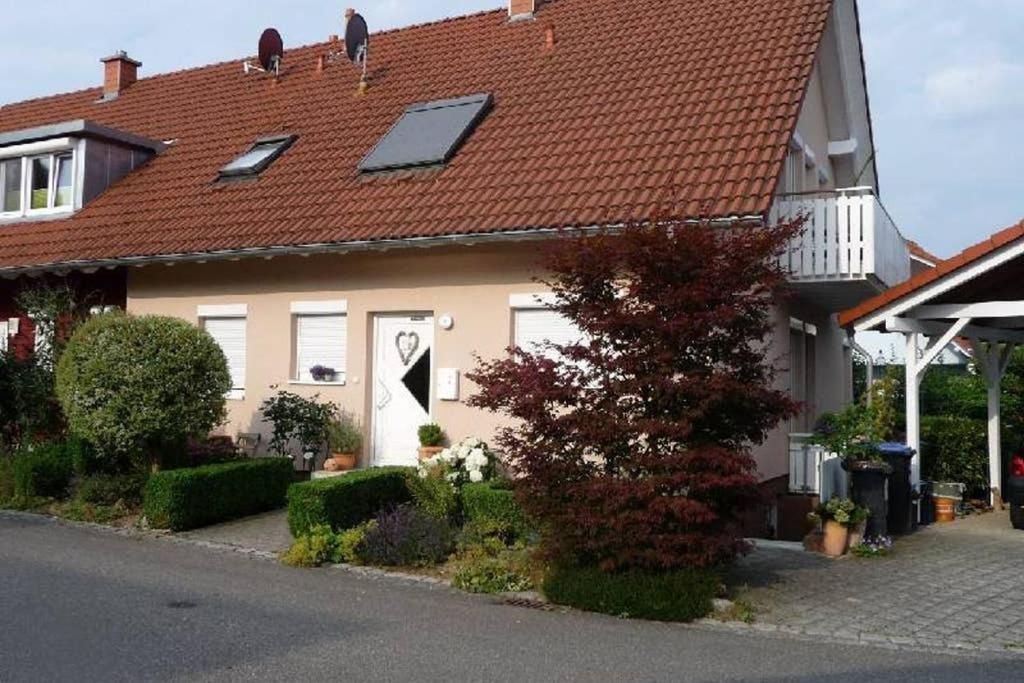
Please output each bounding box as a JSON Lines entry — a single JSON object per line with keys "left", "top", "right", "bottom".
{"left": 0, "top": 0, "right": 831, "bottom": 270}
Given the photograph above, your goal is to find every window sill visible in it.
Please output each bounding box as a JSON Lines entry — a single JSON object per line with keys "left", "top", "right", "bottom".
{"left": 288, "top": 379, "right": 346, "bottom": 387}
{"left": 225, "top": 389, "right": 246, "bottom": 401}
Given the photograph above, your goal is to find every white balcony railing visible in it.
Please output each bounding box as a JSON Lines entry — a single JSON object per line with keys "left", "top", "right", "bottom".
{"left": 772, "top": 187, "right": 911, "bottom": 291}
{"left": 788, "top": 433, "right": 847, "bottom": 501}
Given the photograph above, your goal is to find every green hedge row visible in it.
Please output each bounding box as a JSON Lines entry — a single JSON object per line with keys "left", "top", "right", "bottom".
{"left": 144, "top": 458, "right": 293, "bottom": 531}
{"left": 460, "top": 481, "right": 530, "bottom": 539}
{"left": 287, "top": 467, "right": 414, "bottom": 537}
{"left": 542, "top": 565, "right": 718, "bottom": 622}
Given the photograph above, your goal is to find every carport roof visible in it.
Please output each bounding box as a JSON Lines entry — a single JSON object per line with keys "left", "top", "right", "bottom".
{"left": 839, "top": 219, "right": 1024, "bottom": 330}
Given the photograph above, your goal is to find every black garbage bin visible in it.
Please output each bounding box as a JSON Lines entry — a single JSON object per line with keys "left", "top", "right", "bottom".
{"left": 844, "top": 459, "right": 892, "bottom": 538}
{"left": 919, "top": 481, "right": 935, "bottom": 526}
{"left": 879, "top": 442, "right": 915, "bottom": 535}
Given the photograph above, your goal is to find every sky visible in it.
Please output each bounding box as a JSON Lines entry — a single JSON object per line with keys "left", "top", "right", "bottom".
{"left": 1, "top": 1, "right": 1021, "bottom": 259}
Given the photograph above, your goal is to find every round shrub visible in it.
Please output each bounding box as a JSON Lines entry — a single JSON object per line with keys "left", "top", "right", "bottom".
{"left": 542, "top": 565, "right": 718, "bottom": 622}
{"left": 56, "top": 314, "right": 231, "bottom": 467}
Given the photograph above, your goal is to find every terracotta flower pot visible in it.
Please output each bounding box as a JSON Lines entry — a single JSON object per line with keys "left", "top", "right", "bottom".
{"left": 846, "top": 521, "right": 866, "bottom": 551}
{"left": 418, "top": 446, "right": 444, "bottom": 461}
{"left": 822, "top": 520, "right": 849, "bottom": 557}
{"left": 330, "top": 453, "right": 357, "bottom": 471}
{"left": 934, "top": 496, "right": 957, "bottom": 523}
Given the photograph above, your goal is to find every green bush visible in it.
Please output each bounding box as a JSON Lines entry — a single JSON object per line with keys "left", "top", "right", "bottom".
{"left": 406, "top": 469, "right": 459, "bottom": 522}
{"left": 77, "top": 472, "right": 148, "bottom": 506}
{"left": 921, "top": 416, "right": 988, "bottom": 493}
{"left": 335, "top": 520, "right": 374, "bottom": 564}
{"left": 0, "top": 453, "right": 14, "bottom": 503}
{"left": 460, "top": 481, "right": 530, "bottom": 543}
{"left": 143, "top": 458, "right": 293, "bottom": 531}
{"left": 281, "top": 524, "right": 344, "bottom": 567}
{"left": 452, "top": 544, "right": 533, "bottom": 594}
{"left": 542, "top": 565, "right": 718, "bottom": 622}
{"left": 13, "top": 442, "right": 75, "bottom": 499}
{"left": 287, "top": 467, "right": 413, "bottom": 537}
{"left": 56, "top": 313, "right": 231, "bottom": 469}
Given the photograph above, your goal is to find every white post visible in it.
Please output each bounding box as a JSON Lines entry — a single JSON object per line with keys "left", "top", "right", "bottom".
{"left": 988, "top": 372, "right": 1002, "bottom": 506}
{"left": 905, "top": 332, "right": 921, "bottom": 488}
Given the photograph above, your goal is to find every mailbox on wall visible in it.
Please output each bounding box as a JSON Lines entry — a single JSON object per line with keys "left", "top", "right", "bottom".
{"left": 437, "top": 368, "right": 459, "bottom": 401}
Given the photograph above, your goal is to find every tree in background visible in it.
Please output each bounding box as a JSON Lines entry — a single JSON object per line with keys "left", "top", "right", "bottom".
{"left": 468, "top": 217, "right": 802, "bottom": 571}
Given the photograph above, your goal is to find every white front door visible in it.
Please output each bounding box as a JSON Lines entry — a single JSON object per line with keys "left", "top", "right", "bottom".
{"left": 371, "top": 313, "right": 434, "bottom": 466}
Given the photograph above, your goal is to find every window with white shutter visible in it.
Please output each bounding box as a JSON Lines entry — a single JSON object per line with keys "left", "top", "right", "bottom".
{"left": 0, "top": 320, "right": 8, "bottom": 353}
{"left": 202, "top": 316, "right": 247, "bottom": 399}
{"left": 294, "top": 314, "right": 347, "bottom": 382}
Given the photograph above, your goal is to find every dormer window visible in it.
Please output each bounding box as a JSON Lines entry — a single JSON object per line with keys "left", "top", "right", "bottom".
{"left": 0, "top": 147, "right": 76, "bottom": 218}
{"left": 218, "top": 135, "right": 295, "bottom": 181}
{"left": 1, "top": 158, "right": 22, "bottom": 213}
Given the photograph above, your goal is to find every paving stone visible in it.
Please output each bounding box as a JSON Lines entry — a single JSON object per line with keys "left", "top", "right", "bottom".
{"left": 728, "top": 510, "right": 1024, "bottom": 655}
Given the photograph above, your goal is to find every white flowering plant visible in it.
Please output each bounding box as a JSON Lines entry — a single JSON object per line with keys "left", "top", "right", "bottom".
{"left": 417, "top": 436, "right": 497, "bottom": 488}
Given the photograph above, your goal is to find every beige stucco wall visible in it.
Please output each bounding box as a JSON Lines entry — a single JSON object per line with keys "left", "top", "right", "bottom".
{"left": 126, "top": 242, "right": 833, "bottom": 482}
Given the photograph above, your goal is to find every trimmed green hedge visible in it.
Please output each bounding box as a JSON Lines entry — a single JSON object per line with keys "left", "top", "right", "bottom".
{"left": 543, "top": 565, "right": 717, "bottom": 622}
{"left": 921, "top": 415, "right": 988, "bottom": 494}
{"left": 143, "top": 458, "right": 293, "bottom": 531}
{"left": 287, "top": 467, "right": 414, "bottom": 537}
{"left": 461, "top": 481, "right": 530, "bottom": 540}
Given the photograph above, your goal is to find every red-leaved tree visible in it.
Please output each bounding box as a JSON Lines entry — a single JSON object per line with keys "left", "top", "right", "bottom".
{"left": 468, "top": 217, "right": 803, "bottom": 571}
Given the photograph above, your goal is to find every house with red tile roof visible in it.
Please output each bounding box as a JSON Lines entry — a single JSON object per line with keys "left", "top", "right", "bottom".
{"left": 0, "top": 0, "right": 912, "bottom": 538}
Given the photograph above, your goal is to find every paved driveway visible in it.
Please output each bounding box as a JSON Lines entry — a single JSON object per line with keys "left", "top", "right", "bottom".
{"left": 728, "top": 510, "right": 1024, "bottom": 653}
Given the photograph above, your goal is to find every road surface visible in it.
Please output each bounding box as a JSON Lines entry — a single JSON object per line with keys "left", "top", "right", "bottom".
{"left": 0, "top": 512, "right": 1015, "bottom": 682}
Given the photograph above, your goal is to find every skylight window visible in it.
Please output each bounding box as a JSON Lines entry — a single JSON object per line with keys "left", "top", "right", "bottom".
{"left": 218, "top": 135, "right": 295, "bottom": 180}
{"left": 358, "top": 93, "right": 493, "bottom": 174}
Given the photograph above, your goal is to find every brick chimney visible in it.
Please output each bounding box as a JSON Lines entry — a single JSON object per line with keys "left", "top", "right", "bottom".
{"left": 509, "top": 0, "right": 535, "bottom": 21}
{"left": 101, "top": 51, "right": 141, "bottom": 99}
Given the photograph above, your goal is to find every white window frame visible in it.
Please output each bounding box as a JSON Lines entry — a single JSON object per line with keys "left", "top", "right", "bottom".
{"left": 0, "top": 320, "right": 8, "bottom": 353}
{"left": 289, "top": 300, "right": 348, "bottom": 386}
{"left": 198, "top": 304, "right": 247, "bottom": 400}
{"left": 0, "top": 138, "right": 79, "bottom": 219}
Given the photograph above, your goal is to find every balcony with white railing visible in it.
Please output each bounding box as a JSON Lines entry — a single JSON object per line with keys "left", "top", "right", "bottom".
{"left": 788, "top": 433, "right": 847, "bottom": 501}
{"left": 771, "top": 187, "right": 911, "bottom": 312}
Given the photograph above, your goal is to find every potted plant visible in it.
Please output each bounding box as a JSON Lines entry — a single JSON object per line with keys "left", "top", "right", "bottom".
{"left": 310, "top": 365, "right": 337, "bottom": 382}
{"left": 417, "top": 423, "right": 445, "bottom": 461}
{"left": 324, "top": 411, "right": 361, "bottom": 471}
{"left": 813, "top": 405, "right": 892, "bottom": 538}
{"left": 814, "top": 498, "right": 868, "bottom": 557}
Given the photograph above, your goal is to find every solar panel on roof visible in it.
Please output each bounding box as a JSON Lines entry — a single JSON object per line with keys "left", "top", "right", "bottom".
{"left": 358, "top": 93, "right": 493, "bottom": 174}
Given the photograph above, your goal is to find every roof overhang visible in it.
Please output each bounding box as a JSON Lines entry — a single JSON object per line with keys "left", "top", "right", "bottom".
{"left": 0, "top": 119, "right": 165, "bottom": 153}
{"left": 0, "top": 213, "right": 766, "bottom": 278}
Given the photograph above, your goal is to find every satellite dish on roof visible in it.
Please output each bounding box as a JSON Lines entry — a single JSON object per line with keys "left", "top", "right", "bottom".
{"left": 243, "top": 28, "right": 283, "bottom": 76}
{"left": 344, "top": 9, "right": 370, "bottom": 92}
{"left": 258, "top": 28, "right": 284, "bottom": 71}
{"left": 344, "top": 12, "right": 369, "bottom": 66}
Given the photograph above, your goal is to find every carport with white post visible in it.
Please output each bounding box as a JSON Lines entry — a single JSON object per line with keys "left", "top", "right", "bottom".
{"left": 839, "top": 221, "right": 1024, "bottom": 509}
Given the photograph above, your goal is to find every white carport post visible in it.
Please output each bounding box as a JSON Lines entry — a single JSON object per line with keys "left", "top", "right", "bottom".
{"left": 974, "top": 341, "right": 1016, "bottom": 504}
{"left": 890, "top": 316, "right": 974, "bottom": 490}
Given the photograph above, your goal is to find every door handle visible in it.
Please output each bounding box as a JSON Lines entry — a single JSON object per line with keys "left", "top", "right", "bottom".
{"left": 376, "top": 379, "right": 392, "bottom": 409}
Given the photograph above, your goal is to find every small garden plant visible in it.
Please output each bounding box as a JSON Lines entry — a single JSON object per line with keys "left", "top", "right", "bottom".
{"left": 851, "top": 535, "right": 893, "bottom": 558}
{"left": 812, "top": 498, "right": 869, "bottom": 527}
{"left": 326, "top": 411, "right": 362, "bottom": 454}
{"left": 417, "top": 423, "right": 444, "bottom": 447}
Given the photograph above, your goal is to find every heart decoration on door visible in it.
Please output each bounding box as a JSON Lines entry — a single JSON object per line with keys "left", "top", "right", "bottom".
{"left": 395, "top": 331, "right": 420, "bottom": 366}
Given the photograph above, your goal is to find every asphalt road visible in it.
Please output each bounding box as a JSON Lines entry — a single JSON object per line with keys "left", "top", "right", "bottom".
{"left": 0, "top": 512, "right": 1017, "bottom": 682}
